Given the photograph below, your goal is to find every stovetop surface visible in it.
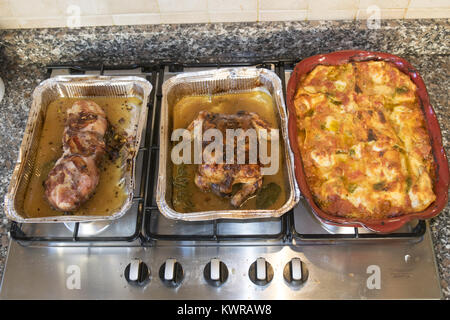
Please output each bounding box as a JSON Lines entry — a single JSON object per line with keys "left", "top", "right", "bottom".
{"left": 0, "top": 62, "right": 442, "bottom": 299}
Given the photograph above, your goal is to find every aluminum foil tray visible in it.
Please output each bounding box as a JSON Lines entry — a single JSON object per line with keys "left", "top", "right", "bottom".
{"left": 156, "top": 67, "right": 300, "bottom": 221}
{"left": 4, "top": 75, "right": 152, "bottom": 223}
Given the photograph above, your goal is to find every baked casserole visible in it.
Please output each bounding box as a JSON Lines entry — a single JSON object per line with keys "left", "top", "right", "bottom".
{"left": 293, "top": 61, "right": 436, "bottom": 220}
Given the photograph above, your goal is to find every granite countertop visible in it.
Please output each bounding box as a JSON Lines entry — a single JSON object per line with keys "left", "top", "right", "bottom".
{"left": 0, "top": 19, "right": 448, "bottom": 299}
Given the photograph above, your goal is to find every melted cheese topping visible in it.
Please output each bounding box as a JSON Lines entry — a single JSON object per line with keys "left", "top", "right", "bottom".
{"left": 294, "top": 61, "right": 436, "bottom": 220}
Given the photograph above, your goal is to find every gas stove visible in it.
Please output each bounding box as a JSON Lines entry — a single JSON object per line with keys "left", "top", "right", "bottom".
{"left": 0, "top": 61, "right": 442, "bottom": 299}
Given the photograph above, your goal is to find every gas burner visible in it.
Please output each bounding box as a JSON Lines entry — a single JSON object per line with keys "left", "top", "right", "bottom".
{"left": 64, "top": 220, "right": 111, "bottom": 236}
{"left": 316, "top": 218, "right": 357, "bottom": 235}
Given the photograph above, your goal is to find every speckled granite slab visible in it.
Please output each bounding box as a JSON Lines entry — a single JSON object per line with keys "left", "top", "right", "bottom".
{"left": 0, "top": 19, "right": 448, "bottom": 298}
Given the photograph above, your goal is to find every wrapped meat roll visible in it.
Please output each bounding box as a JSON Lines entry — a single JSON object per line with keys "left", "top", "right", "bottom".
{"left": 44, "top": 100, "right": 107, "bottom": 211}
{"left": 44, "top": 155, "right": 100, "bottom": 211}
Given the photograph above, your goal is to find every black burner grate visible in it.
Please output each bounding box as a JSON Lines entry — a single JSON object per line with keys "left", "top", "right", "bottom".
{"left": 8, "top": 61, "right": 426, "bottom": 244}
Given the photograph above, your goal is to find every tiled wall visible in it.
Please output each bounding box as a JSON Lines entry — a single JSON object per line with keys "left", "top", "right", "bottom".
{"left": 0, "top": 0, "right": 448, "bottom": 29}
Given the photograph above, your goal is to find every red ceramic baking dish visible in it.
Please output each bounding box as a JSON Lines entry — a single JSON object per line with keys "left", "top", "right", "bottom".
{"left": 286, "top": 50, "right": 449, "bottom": 233}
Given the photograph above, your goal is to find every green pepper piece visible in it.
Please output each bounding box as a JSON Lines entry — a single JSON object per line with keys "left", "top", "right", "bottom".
{"left": 373, "top": 181, "right": 386, "bottom": 191}
{"left": 395, "top": 86, "right": 409, "bottom": 94}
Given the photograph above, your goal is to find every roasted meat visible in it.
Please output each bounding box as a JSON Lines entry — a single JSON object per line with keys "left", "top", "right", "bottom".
{"left": 66, "top": 100, "right": 108, "bottom": 135}
{"left": 63, "top": 129, "right": 106, "bottom": 159}
{"left": 188, "top": 110, "right": 273, "bottom": 138}
{"left": 187, "top": 111, "right": 273, "bottom": 207}
{"left": 44, "top": 100, "right": 107, "bottom": 211}
{"left": 195, "top": 163, "right": 264, "bottom": 207}
{"left": 44, "top": 155, "right": 100, "bottom": 211}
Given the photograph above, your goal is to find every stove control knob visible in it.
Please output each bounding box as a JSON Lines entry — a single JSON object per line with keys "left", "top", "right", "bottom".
{"left": 124, "top": 259, "right": 151, "bottom": 286}
{"left": 159, "top": 258, "right": 184, "bottom": 288}
{"left": 283, "top": 258, "right": 308, "bottom": 287}
{"left": 248, "top": 257, "right": 273, "bottom": 286}
{"left": 204, "top": 258, "right": 229, "bottom": 287}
